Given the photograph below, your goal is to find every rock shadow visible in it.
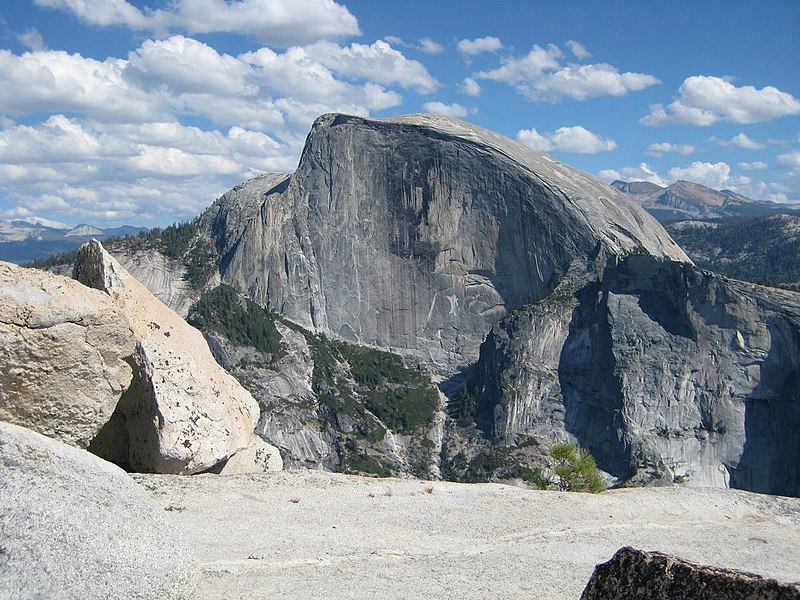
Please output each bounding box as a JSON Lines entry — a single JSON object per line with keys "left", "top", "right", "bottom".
{"left": 730, "top": 318, "right": 800, "bottom": 496}
{"left": 559, "top": 280, "right": 634, "bottom": 479}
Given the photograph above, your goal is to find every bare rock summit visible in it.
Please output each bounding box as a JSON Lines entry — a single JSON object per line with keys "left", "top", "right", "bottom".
{"left": 210, "top": 113, "right": 688, "bottom": 374}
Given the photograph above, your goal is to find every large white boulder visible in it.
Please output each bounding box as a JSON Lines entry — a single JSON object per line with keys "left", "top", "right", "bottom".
{"left": 0, "top": 261, "right": 135, "bottom": 448}
{"left": 75, "top": 239, "right": 281, "bottom": 474}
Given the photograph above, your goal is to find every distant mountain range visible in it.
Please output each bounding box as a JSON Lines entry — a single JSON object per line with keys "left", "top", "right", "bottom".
{"left": 612, "top": 179, "right": 800, "bottom": 222}
{"left": 0, "top": 221, "right": 147, "bottom": 263}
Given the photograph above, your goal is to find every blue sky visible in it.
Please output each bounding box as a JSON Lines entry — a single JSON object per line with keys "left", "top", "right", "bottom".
{"left": 0, "top": 0, "right": 798, "bottom": 228}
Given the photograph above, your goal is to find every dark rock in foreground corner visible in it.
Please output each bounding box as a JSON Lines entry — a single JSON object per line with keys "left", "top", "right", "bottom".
{"left": 0, "top": 421, "right": 196, "bottom": 600}
{"left": 581, "top": 546, "right": 800, "bottom": 599}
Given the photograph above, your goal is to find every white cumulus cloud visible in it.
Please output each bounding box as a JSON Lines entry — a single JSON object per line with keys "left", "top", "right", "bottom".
{"left": 739, "top": 161, "right": 769, "bottom": 170}
{"left": 478, "top": 44, "right": 561, "bottom": 83}
{"left": 642, "top": 76, "right": 800, "bottom": 126}
{"left": 477, "top": 44, "right": 658, "bottom": 102}
{"left": 528, "top": 63, "right": 659, "bottom": 101}
{"left": 778, "top": 150, "right": 800, "bottom": 170}
{"left": 0, "top": 115, "right": 296, "bottom": 224}
{"left": 0, "top": 49, "right": 165, "bottom": 122}
{"left": 34, "top": 0, "right": 361, "bottom": 45}
{"left": 645, "top": 142, "right": 695, "bottom": 156}
{"left": 565, "top": 40, "right": 591, "bottom": 60}
{"left": 125, "top": 36, "right": 256, "bottom": 96}
{"left": 711, "top": 133, "right": 766, "bottom": 149}
{"left": 459, "top": 77, "right": 481, "bottom": 97}
{"left": 667, "top": 161, "right": 731, "bottom": 188}
{"left": 302, "top": 41, "right": 438, "bottom": 93}
{"left": 418, "top": 38, "right": 444, "bottom": 55}
{"left": 16, "top": 28, "right": 46, "bottom": 51}
{"left": 517, "top": 125, "right": 617, "bottom": 154}
{"left": 457, "top": 36, "right": 503, "bottom": 56}
{"left": 0, "top": 28, "right": 444, "bottom": 227}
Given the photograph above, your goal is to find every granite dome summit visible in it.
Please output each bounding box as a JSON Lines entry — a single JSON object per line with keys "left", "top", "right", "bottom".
{"left": 205, "top": 113, "right": 688, "bottom": 374}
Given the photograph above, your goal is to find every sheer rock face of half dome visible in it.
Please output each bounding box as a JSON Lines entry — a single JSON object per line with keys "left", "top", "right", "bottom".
{"left": 209, "top": 113, "right": 688, "bottom": 374}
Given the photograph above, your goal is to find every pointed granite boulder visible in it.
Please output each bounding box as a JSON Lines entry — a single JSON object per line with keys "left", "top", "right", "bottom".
{"left": 75, "top": 239, "right": 281, "bottom": 475}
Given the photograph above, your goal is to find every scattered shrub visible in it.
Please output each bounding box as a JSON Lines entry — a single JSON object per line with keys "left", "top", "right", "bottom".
{"left": 542, "top": 442, "right": 606, "bottom": 493}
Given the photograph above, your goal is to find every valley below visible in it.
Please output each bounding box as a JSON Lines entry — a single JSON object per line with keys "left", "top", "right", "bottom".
{"left": 136, "top": 470, "right": 800, "bottom": 599}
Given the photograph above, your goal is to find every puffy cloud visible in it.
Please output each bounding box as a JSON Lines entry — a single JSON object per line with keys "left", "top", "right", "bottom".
{"left": 645, "top": 142, "right": 695, "bottom": 156}
{"left": 0, "top": 49, "right": 164, "bottom": 122}
{"left": 34, "top": 0, "right": 149, "bottom": 28}
{"left": 34, "top": 0, "right": 361, "bottom": 45}
{"left": 526, "top": 63, "right": 659, "bottom": 101}
{"left": 4, "top": 177, "right": 238, "bottom": 224}
{"left": 457, "top": 36, "right": 503, "bottom": 56}
{"left": 0, "top": 35, "right": 416, "bottom": 139}
{"left": 302, "top": 41, "right": 438, "bottom": 93}
{"left": 597, "top": 169, "right": 622, "bottom": 182}
{"left": 517, "top": 125, "right": 616, "bottom": 154}
{"left": 478, "top": 44, "right": 561, "bottom": 83}
{"left": 477, "top": 44, "right": 658, "bottom": 102}
{"left": 127, "top": 146, "right": 241, "bottom": 177}
{"left": 642, "top": 76, "right": 800, "bottom": 126}
{"left": 565, "top": 40, "right": 591, "bottom": 60}
{"left": 240, "top": 46, "right": 404, "bottom": 116}
{"left": 711, "top": 133, "right": 766, "bottom": 149}
{"left": 0, "top": 116, "right": 296, "bottom": 225}
{"left": 125, "top": 36, "right": 256, "bottom": 96}
{"left": 418, "top": 38, "right": 444, "bottom": 55}
{"left": 739, "top": 161, "right": 769, "bottom": 170}
{"left": 422, "top": 102, "right": 469, "bottom": 118}
{"left": 383, "top": 35, "right": 405, "bottom": 46}
{"left": 0, "top": 115, "right": 133, "bottom": 164}
{"left": 16, "top": 28, "right": 45, "bottom": 51}
{"left": 778, "top": 150, "right": 800, "bottom": 170}
{"left": 459, "top": 77, "right": 481, "bottom": 97}
{"left": 667, "top": 161, "right": 731, "bottom": 188}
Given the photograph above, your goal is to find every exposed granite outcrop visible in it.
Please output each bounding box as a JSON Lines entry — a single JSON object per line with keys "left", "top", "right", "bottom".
{"left": 464, "top": 255, "right": 800, "bottom": 495}
{"left": 209, "top": 114, "right": 687, "bottom": 375}
{"left": 112, "top": 113, "right": 798, "bottom": 492}
{"left": 75, "top": 240, "right": 281, "bottom": 475}
{"left": 580, "top": 546, "right": 800, "bottom": 599}
{"left": 0, "top": 421, "right": 196, "bottom": 599}
{"left": 113, "top": 247, "right": 197, "bottom": 317}
{"left": 0, "top": 261, "right": 135, "bottom": 448}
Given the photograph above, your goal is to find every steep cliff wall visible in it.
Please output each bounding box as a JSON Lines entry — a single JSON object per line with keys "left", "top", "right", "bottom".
{"left": 210, "top": 114, "right": 686, "bottom": 374}
{"left": 465, "top": 256, "right": 800, "bottom": 496}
